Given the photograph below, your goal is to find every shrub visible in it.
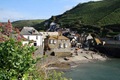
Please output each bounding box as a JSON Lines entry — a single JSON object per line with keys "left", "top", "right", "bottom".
{"left": 0, "top": 39, "right": 71, "bottom": 80}
{"left": 0, "top": 39, "right": 36, "bottom": 80}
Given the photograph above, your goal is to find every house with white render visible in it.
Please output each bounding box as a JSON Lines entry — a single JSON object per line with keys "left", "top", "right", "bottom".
{"left": 20, "top": 27, "right": 43, "bottom": 57}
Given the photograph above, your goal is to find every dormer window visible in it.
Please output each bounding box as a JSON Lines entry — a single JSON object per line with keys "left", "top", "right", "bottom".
{"left": 32, "top": 30, "right": 35, "bottom": 34}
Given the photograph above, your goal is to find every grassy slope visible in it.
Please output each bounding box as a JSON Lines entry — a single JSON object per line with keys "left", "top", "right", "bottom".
{"left": 50, "top": 0, "right": 120, "bottom": 37}
{"left": 99, "top": 8, "right": 120, "bottom": 25}
{"left": 12, "top": 19, "right": 45, "bottom": 30}
{"left": 57, "top": 0, "right": 120, "bottom": 26}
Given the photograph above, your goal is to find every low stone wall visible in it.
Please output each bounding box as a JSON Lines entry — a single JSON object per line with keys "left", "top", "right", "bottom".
{"left": 55, "top": 52, "right": 71, "bottom": 57}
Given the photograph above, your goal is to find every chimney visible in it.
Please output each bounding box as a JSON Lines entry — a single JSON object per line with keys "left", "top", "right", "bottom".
{"left": 58, "top": 30, "right": 62, "bottom": 36}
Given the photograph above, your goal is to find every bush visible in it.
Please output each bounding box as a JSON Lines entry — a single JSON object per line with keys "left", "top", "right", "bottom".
{"left": 0, "top": 39, "right": 36, "bottom": 80}
{"left": 0, "top": 39, "right": 71, "bottom": 80}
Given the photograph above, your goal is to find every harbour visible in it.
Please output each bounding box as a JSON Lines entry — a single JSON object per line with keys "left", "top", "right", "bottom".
{"left": 94, "top": 39, "right": 120, "bottom": 58}
{"left": 65, "top": 59, "right": 120, "bottom": 80}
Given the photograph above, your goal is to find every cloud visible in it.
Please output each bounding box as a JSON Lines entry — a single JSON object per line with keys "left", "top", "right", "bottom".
{"left": 0, "top": 9, "right": 26, "bottom": 22}
{"left": 0, "top": 9, "right": 49, "bottom": 22}
{"left": 0, "top": 9, "right": 41, "bottom": 22}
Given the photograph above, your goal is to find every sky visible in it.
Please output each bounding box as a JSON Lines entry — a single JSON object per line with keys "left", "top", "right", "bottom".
{"left": 0, "top": 0, "right": 101, "bottom": 22}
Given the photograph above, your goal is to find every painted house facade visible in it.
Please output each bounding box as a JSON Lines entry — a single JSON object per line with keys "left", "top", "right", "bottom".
{"left": 20, "top": 27, "right": 43, "bottom": 56}
{"left": 20, "top": 27, "right": 43, "bottom": 46}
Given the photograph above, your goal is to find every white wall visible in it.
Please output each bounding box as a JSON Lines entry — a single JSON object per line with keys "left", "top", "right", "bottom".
{"left": 22, "top": 41, "right": 29, "bottom": 45}
{"left": 23, "top": 35, "right": 43, "bottom": 46}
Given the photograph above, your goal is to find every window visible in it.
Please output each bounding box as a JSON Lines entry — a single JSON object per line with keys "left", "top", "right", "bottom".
{"left": 28, "top": 36, "right": 29, "bottom": 40}
{"left": 49, "top": 39, "right": 53, "bottom": 44}
{"left": 59, "top": 43, "right": 63, "bottom": 48}
{"left": 53, "top": 40, "right": 56, "bottom": 44}
{"left": 64, "top": 43, "right": 67, "bottom": 48}
{"left": 36, "top": 36, "right": 38, "bottom": 40}
{"left": 34, "top": 42, "right": 37, "bottom": 46}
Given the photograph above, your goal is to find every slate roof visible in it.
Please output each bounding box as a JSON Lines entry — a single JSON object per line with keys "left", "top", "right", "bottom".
{"left": 20, "top": 27, "right": 41, "bottom": 35}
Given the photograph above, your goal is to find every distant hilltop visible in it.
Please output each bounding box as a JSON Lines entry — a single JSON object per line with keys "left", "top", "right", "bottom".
{"left": 12, "top": 19, "right": 45, "bottom": 30}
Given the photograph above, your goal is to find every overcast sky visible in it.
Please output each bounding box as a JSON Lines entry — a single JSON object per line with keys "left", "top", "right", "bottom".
{"left": 0, "top": 0, "right": 101, "bottom": 22}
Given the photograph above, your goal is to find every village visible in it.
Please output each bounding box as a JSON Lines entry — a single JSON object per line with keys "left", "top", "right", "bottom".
{"left": 0, "top": 20, "right": 108, "bottom": 69}
{"left": 1, "top": 0, "right": 120, "bottom": 79}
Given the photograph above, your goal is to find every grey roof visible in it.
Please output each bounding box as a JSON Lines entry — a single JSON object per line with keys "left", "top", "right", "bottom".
{"left": 20, "top": 27, "right": 41, "bottom": 35}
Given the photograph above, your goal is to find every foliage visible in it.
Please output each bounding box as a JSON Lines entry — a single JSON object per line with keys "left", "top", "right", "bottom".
{"left": 0, "top": 39, "right": 36, "bottom": 80}
{"left": 56, "top": 0, "right": 120, "bottom": 26}
{"left": 48, "top": 70, "right": 71, "bottom": 80}
{"left": 0, "top": 39, "right": 71, "bottom": 80}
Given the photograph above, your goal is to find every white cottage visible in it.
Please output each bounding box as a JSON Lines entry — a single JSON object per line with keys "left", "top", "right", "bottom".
{"left": 20, "top": 27, "right": 43, "bottom": 46}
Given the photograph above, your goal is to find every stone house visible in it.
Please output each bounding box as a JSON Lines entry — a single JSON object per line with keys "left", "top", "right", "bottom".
{"left": 44, "top": 34, "right": 71, "bottom": 57}
{"left": 40, "top": 32, "right": 59, "bottom": 50}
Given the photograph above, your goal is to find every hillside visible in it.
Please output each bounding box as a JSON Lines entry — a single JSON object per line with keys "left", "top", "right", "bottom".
{"left": 56, "top": 0, "right": 120, "bottom": 26}
{"left": 12, "top": 19, "right": 45, "bottom": 30}
{"left": 45, "top": 0, "right": 120, "bottom": 37}
{"left": 12, "top": 0, "right": 120, "bottom": 37}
